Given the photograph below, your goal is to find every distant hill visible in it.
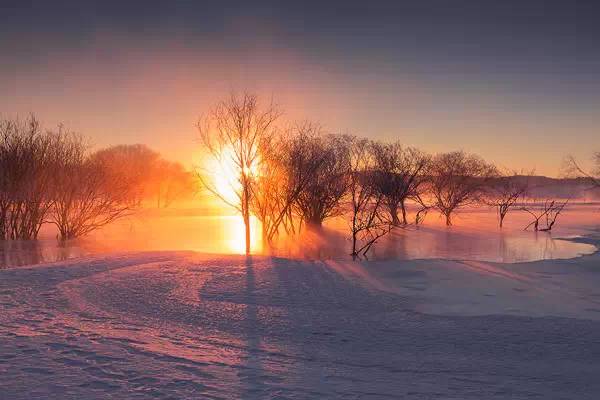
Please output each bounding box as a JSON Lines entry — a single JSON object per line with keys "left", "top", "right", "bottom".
{"left": 505, "top": 176, "right": 600, "bottom": 201}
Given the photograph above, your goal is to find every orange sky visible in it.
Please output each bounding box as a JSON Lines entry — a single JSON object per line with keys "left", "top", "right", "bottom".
{"left": 1, "top": 35, "right": 597, "bottom": 176}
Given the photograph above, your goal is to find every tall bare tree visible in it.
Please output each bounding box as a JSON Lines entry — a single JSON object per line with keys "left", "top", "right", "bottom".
{"left": 197, "top": 93, "right": 281, "bottom": 254}
{"left": 0, "top": 115, "right": 60, "bottom": 240}
{"left": 347, "top": 138, "right": 393, "bottom": 259}
{"left": 429, "top": 151, "right": 497, "bottom": 226}
{"left": 252, "top": 122, "right": 332, "bottom": 242}
{"left": 371, "top": 142, "right": 430, "bottom": 225}
{"left": 486, "top": 171, "right": 531, "bottom": 228}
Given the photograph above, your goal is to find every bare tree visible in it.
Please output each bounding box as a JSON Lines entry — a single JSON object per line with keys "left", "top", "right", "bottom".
{"left": 564, "top": 153, "right": 600, "bottom": 189}
{"left": 371, "top": 142, "right": 430, "bottom": 225}
{"left": 292, "top": 134, "right": 350, "bottom": 227}
{"left": 522, "top": 199, "right": 569, "bottom": 232}
{"left": 0, "top": 116, "right": 137, "bottom": 241}
{"left": 197, "top": 93, "right": 281, "bottom": 254}
{"left": 486, "top": 171, "right": 531, "bottom": 228}
{"left": 92, "top": 144, "right": 161, "bottom": 206}
{"left": 429, "top": 151, "right": 498, "bottom": 226}
{"left": 413, "top": 194, "right": 432, "bottom": 225}
{"left": 0, "top": 115, "right": 61, "bottom": 240}
{"left": 151, "top": 160, "right": 197, "bottom": 208}
{"left": 49, "top": 139, "right": 135, "bottom": 240}
{"left": 93, "top": 145, "right": 197, "bottom": 208}
{"left": 347, "top": 138, "right": 393, "bottom": 259}
{"left": 252, "top": 122, "right": 332, "bottom": 242}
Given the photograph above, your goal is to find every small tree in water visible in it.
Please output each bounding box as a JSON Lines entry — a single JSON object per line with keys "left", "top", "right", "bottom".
{"left": 197, "top": 93, "right": 281, "bottom": 255}
{"left": 347, "top": 138, "right": 393, "bottom": 259}
{"left": 429, "top": 151, "right": 497, "bottom": 226}
{"left": 522, "top": 199, "right": 569, "bottom": 232}
{"left": 292, "top": 133, "right": 350, "bottom": 228}
{"left": 252, "top": 122, "right": 334, "bottom": 242}
{"left": 371, "top": 142, "right": 430, "bottom": 225}
{"left": 486, "top": 171, "right": 531, "bottom": 228}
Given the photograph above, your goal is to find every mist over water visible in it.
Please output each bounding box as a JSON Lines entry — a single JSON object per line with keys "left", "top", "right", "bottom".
{"left": 1, "top": 204, "right": 597, "bottom": 268}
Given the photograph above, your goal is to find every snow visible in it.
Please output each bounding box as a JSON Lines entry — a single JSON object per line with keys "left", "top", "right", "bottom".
{"left": 1, "top": 233, "right": 600, "bottom": 399}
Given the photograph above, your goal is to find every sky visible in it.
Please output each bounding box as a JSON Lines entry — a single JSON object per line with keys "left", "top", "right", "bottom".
{"left": 1, "top": 0, "right": 599, "bottom": 176}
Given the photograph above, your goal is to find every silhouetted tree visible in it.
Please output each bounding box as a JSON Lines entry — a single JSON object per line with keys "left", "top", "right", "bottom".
{"left": 91, "top": 144, "right": 161, "bottom": 206}
{"left": 0, "top": 116, "right": 63, "bottom": 240}
{"left": 292, "top": 134, "right": 350, "bottom": 227}
{"left": 522, "top": 199, "right": 569, "bottom": 232}
{"left": 429, "top": 151, "right": 497, "bottom": 226}
{"left": 197, "top": 93, "right": 281, "bottom": 254}
{"left": 347, "top": 138, "right": 393, "bottom": 259}
{"left": 371, "top": 142, "right": 430, "bottom": 225}
{"left": 564, "top": 153, "right": 600, "bottom": 190}
{"left": 0, "top": 116, "right": 139, "bottom": 241}
{"left": 49, "top": 138, "right": 134, "bottom": 240}
{"left": 486, "top": 171, "right": 531, "bottom": 228}
{"left": 151, "top": 159, "right": 197, "bottom": 208}
{"left": 412, "top": 193, "right": 432, "bottom": 225}
{"left": 253, "top": 122, "right": 332, "bottom": 241}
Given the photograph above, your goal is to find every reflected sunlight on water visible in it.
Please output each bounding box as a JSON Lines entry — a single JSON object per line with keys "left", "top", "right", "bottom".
{"left": 0, "top": 205, "right": 598, "bottom": 268}
{"left": 221, "top": 216, "right": 263, "bottom": 255}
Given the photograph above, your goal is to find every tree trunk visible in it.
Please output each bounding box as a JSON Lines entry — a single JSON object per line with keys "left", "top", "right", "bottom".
{"left": 351, "top": 209, "right": 358, "bottom": 259}
{"left": 445, "top": 212, "right": 452, "bottom": 226}
{"left": 389, "top": 203, "right": 400, "bottom": 226}
{"left": 415, "top": 208, "right": 427, "bottom": 225}
{"left": 242, "top": 179, "right": 251, "bottom": 255}
{"left": 400, "top": 200, "right": 407, "bottom": 225}
{"left": 306, "top": 217, "right": 323, "bottom": 228}
{"left": 244, "top": 212, "right": 250, "bottom": 255}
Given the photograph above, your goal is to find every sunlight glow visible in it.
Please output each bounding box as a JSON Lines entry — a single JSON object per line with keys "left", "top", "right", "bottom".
{"left": 205, "top": 146, "right": 239, "bottom": 205}
{"left": 224, "top": 215, "right": 262, "bottom": 254}
{"left": 203, "top": 145, "right": 261, "bottom": 207}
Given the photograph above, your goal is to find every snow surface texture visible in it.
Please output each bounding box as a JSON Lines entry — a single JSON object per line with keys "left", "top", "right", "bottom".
{"left": 1, "top": 234, "right": 600, "bottom": 399}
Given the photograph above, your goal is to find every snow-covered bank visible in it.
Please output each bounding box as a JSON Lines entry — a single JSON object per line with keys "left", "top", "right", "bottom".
{"left": 360, "top": 233, "right": 600, "bottom": 320}
{"left": 1, "top": 235, "right": 600, "bottom": 399}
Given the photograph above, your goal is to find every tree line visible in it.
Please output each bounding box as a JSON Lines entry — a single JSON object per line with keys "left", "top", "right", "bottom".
{"left": 0, "top": 115, "right": 196, "bottom": 241}
{"left": 198, "top": 93, "right": 599, "bottom": 258}
{"left": 2, "top": 97, "right": 597, "bottom": 258}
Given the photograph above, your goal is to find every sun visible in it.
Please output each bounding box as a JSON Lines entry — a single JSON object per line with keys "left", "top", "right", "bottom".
{"left": 208, "top": 146, "right": 240, "bottom": 205}
{"left": 203, "top": 145, "right": 261, "bottom": 207}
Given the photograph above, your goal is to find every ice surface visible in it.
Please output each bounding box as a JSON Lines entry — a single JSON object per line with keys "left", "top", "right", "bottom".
{"left": 1, "top": 231, "right": 600, "bottom": 399}
{"left": 2, "top": 204, "right": 598, "bottom": 268}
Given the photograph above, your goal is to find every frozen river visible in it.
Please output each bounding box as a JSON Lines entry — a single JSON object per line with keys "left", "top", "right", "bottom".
{"left": 1, "top": 204, "right": 598, "bottom": 268}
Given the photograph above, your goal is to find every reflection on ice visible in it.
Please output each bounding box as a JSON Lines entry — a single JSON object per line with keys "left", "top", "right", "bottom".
{"left": 1, "top": 240, "right": 89, "bottom": 268}
{"left": 0, "top": 205, "right": 598, "bottom": 268}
